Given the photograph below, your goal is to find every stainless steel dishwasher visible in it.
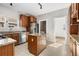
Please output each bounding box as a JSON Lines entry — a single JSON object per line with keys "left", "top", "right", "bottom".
{"left": 19, "top": 31, "right": 26, "bottom": 44}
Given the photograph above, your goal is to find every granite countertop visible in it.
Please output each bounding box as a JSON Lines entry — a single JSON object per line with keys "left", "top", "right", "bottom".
{"left": 0, "top": 38, "right": 16, "bottom": 47}
{"left": 28, "top": 33, "right": 41, "bottom": 36}
{"left": 70, "top": 34, "right": 79, "bottom": 45}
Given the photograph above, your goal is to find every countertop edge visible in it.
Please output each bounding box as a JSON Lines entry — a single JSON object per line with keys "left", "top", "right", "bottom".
{"left": 0, "top": 38, "right": 16, "bottom": 47}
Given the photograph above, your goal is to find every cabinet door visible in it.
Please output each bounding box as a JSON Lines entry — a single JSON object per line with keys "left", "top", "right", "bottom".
{"left": 22, "top": 16, "right": 27, "bottom": 27}
{"left": 29, "top": 16, "right": 36, "bottom": 23}
{"left": 71, "top": 4, "right": 74, "bottom": 13}
{"left": 20, "top": 15, "right": 26, "bottom": 27}
{"left": 28, "top": 35, "right": 37, "bottom": 55}
{"left": 20, "top": 15, "right": 29, "bottom": 27}
{"left": 70, "top": 25, "right": 78, "bottom": 34}
{"left": 0, "top": 44, "right": 14, "bottom": 56}
{"left": 5, "top": 33, "right": 19, "bottom": 45}
{"left": 71, "top": 3, "right": 78, "bottom": 18}
{"left": 5, "top": 33, "right": 13, "bottom": 38}
{"left": 77, "top": 3, "right": 79, "bottom": 22}
{"left": 73, "top": 4, "right": 77, "bottom": 13}
{"left": 13, "top": 33, "right": 19, "bottom": 45}
{"left": 71, "top": 18, "right": 77, "bottom": 24}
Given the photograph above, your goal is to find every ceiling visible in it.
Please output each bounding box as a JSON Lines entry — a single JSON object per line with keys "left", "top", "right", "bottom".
{"left": 0, "top": 3, "right": 70, "bottom": 16}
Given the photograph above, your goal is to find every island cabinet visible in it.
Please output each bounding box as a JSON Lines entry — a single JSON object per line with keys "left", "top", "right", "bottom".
{"left": 28, "top": 34, "right": 46, "bottom": 56}
{"left": 0, "top": 44, "right": 14, "bottom": 56}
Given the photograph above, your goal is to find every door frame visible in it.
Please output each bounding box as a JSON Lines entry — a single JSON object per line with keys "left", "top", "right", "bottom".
{"left": 54, "top": 16, "right": 68, "bottom": 43}
{"left": 39, "top": 19, "right": 47, "bottom": 34}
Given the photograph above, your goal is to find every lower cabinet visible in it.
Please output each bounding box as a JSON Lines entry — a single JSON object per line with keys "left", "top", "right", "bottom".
{"left": 5, "top": 32, "right": 19, "bottom": 45}
{"left": 0, "top": 44, "right": 14, "bottom": 56}
{"left": 28, "top": 35, "right": 46, "bottom": 56}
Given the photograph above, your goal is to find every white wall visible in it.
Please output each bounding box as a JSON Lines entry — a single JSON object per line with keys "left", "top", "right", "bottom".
{"left": 36, "top": 8, "right": 69, "bottom": 42}
{"left": 0, "top": 5, "right": 20, "bottom": 27}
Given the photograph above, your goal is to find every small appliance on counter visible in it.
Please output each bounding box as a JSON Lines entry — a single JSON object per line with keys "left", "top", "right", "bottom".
{"left": 0, "top": 34, "right": 6, "bottom": 39}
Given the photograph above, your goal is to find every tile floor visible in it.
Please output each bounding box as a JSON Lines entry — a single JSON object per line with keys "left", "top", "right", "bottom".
{"left": 15, "top": 38, "right": 72, "bottom": 56}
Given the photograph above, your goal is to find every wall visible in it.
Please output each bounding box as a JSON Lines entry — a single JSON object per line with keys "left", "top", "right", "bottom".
{"left": 36, "top": 8, "right": 69, "bottom": 42}
{"left": 0, "top": 5, "right": 20, "bottom": 27}
{"left": 54, "top": 17, "right": 67, "bottom": 37}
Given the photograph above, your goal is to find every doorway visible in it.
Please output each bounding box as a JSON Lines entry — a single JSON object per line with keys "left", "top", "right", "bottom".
{"left": 54, "top": 17, "right": 67, "bottom": 42}
{"left": 39, "top": 20, "right": 46, "bottom": 34}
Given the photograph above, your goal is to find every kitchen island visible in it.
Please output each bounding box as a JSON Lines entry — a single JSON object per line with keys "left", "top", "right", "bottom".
{"left": 0, "top": 38, "right": 16, "bottom": 56}
{"left": 28, "top": 34, "right": 46, "bottom": 56}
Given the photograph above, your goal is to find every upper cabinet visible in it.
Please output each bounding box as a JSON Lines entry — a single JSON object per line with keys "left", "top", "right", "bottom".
{"left": 20, "top": 15, "right": 30, "bottom": 28}
{"left": 20, "top": 15, "right": 37, "bottom": 32}
{"left": 70, "top": 3, "right": 79, "bottom": 35}
{"left": 29, "top": 16, "right": 36, "bottom": 23}
{"left": 71, "top": 4, "right": 77, "bottom": 18}
{"left": 70, "top": 3, "right": 79, "bottom": 24}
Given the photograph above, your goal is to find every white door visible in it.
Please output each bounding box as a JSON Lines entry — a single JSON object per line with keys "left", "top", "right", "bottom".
{"left": 54, "top": 17, "right": 67, "bottom": 38}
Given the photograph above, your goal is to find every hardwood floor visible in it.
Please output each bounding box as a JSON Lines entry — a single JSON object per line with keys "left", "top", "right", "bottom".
{"left": 15, "top": 38, "right": 71, "bottom": 56}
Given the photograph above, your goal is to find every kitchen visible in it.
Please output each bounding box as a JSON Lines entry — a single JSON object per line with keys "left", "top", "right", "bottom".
{"left": 0, "top": 3, "right": 77, "bottom": 56}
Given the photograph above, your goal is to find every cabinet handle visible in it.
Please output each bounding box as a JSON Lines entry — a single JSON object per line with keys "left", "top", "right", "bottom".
{"left": 31, "top": 39, "right": 34, "bottom": 42}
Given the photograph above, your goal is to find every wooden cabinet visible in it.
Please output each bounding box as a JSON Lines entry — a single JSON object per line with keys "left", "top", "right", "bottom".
{"left": 70, "top": 18, "right": 78, "bottom": 24}
{"left": 20, "top": 15, "right": 30, "bottom": 27}
{"left": 28, "top": 35, "right": 37, "bottom": 55}
{"left": 12, "top": 33, "right": 19, "bottom": 45}
{"left": 71, "top": 3, "right": 78, "bottom": 18}
{"left": 28, "top": 16, "right": 36, "bottom": 33}
{"left": 70, "top": 3, "right": 79, "bottom": 35}
{"left": 70, "top": 3, "right": 79, "bottom": 23}
{"left": 5, "top": 33, "right": 19, "bottom": 45}
{"left": 70, "top": 24, "right": 78, "bottom": 34}
{"left": 28, "top": 35, "right": 46, "bottom": 55}
{"left": 20, "top": 15, "right": 30, "bottom": 32}
{"left": 0, "top": 44, "right": 14, "bottom": 56}
{"left": 20, "top": 15, "right": 37, "bottom": 32}
{"left": 29, "top": 16, "right": 36, "bottom": 23}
